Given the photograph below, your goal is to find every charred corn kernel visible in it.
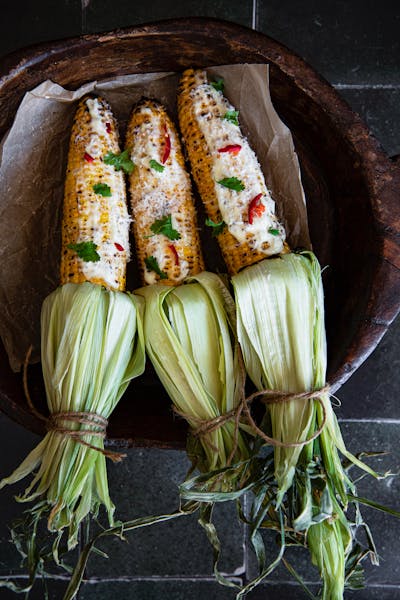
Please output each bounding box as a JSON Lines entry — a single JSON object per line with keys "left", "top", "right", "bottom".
{"left": 60, "top": 96, "right": 131, "bottom": 291}
{"left": 178, "top": 69, "right": 287, "bottom": 276}
{"left": 126, "top": 98, "right": 204, "bottom": 286}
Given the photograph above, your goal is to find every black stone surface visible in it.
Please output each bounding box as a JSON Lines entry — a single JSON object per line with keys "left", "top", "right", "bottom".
{"left": 85, "top": 449, "right": 245, "bottom": 578}
{"left": 0, "top": 419, "right": 40, "bottom": 575}
{"left": 0, "top": 1, "right": 82, "bottom": 58}
{"left": 256, "top": 0, "right": 400, "bottom": 86}
{"left": 338, "top": 88, "right": 400, "bottom": 159}
{"left": 245, "top": 422, "right": 400, "bottom": 592}
{"left": 83, "top": 0, "right": 253, "bottom": 33}
{"left": 78, "top": 579, "right": 239, "bottom": 599}
{"left": 0, "top": 580, "right": 70, "bottom": 600}
{"left": 0, "top": 2, "right": 399, "bottom": 600}
{"left": 337, "top": 315, "right": 400, "bottom": 420}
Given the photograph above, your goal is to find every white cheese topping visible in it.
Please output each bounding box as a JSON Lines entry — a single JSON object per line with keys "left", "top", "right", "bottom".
{"left": 73, "top": 97, "right": 130, "bottom": 289}
{"left": 190, "top": 84, "right": 285, "bottom": 255}
{"left": 129, "top": 108, "right": 192, "bottom": 283}
{"left": 86, "top": 98, "right": 110, "bottom": 138}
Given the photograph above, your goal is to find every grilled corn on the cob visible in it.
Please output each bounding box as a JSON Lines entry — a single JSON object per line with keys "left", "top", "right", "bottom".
{"left": 60, "top": 96, "right": 130, "bottom": 291}
{"left": 178, "top": 69, "right": 286, "bottom": 276}
{"left": 178, "top": 70, "right": 383, "bottom": 600}
{"left": 0, "top": 96, "right": 145, "bottom": 554}
{"left": 126, "top": 98, "right": 204, "bottom": 285}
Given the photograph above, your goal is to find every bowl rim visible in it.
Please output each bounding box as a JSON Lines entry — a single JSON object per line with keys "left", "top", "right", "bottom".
{"left": 0, "top": 17, "right": 399, "bottom": 444}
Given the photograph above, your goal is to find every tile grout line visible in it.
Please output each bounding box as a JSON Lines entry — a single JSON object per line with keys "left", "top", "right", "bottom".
{"left": 338, "top": 418, "right": 400, "bottom": 424}
{"left": 334, "top": 83, "right": 400, "bottom": 90}
{"left": 251, "top": 0, "right": 257, "bottom": 30}
{"left": 3, "top": 574, "right": 399, "bottom": 589}
{"left": 71, "top": 575, "right": 243, "bottom": 584}
{"left": 239, "top": 581, "right": 400, "bottom": 589}
{"left": 0, "top": 574, "right": 73, "bottom": 582}
{"left": 81, "top": 0, "right": 88, "bottom": 35}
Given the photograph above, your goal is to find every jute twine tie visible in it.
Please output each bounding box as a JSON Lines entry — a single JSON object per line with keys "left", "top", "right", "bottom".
{"left": 174, "top": 347, "right": 330, "bottom": 461}
{"left": 23, "top": 347, "right": 126, "bottom": 463}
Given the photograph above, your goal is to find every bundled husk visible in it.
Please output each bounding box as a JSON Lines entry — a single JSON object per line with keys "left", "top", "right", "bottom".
{"left": 0, "top": 282, "right": 145, "bottom": 549}
{"left": 137, "top": 271, "right": 250, "bottom": 479}
{"left": 232, "top": 251, "right": 384, "bottom": 598}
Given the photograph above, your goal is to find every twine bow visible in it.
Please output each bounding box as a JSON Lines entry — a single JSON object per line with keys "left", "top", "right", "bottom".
{"left": 174, "top": 346, "right": 330, "bottom": 464}
{"left": 23, "top": 347, "right": 126, "bottom": 463}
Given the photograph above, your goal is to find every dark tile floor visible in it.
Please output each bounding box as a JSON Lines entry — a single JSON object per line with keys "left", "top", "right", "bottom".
{"left": 0, "top": 1, "right": 399, "bottom": 599}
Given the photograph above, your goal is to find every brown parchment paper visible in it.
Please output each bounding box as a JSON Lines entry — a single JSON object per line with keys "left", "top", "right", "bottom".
{"left": 0, "top": 64, "right": 310, "bottom": 372}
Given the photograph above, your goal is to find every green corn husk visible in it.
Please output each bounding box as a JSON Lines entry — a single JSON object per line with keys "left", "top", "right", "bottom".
{"left": 232, "top": 251, "right": 382, "bottom": 598}
{"left": 18, "top": 265, "right": 250, "bottom": 596}
{"left": 137, "top": 271, "right": 251, "bottom": 482}
{"left": 307, "top": 502, "right": 352, "bottom": 600}
{"left": 233, "top": 252, "right": 325, "bottom": 501}
{"left": 0, "top": 282, "right": 145, "bottom": 550}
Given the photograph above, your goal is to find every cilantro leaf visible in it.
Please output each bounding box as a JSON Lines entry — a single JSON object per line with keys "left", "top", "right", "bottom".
{"left": 217, "top": 177, "right": 245, "bottom": 192}
{"left": 145, "top": 256, "right": 168, "bottom": 279}
{"left": 211, "top": 78, "right": 224, "bottom": 92}
{"left": 205, "top": 217, "right": 226, "bottom": 237}
{"left": 67, "top": 241, "right": 100, "bottom": 262}
{"left": 104, "top": 150, "right": 135, "bottom": 174}
{"left": 268, "top": 227, "right": 280, "bottom": 236}
{"left": 93, "top": 183, "right": 112, "bottom": 196}
{"left": 150, "top": 159, "right": 165, "bottom": 173}
{"left": 222, "top": 110, "right": 239, "bottom": 126}
{"left": 150, "top": 215, "right": 181, "bottom": 241}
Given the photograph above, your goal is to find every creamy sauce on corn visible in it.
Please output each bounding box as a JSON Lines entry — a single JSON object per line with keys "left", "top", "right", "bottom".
{"left": 190, "top": 83, "right": 285, "bottom": 254}
{"left": 86, "top": 98, "right": 110, "bottom": 138}
{"left": 73, "top": 98, "right": 130, "bottom": 290}
{"left": 129, "top": 107, "right": 191, "bottom": 284}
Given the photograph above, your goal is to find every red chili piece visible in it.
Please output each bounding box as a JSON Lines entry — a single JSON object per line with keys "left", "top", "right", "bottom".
{"left": 217, "top": 144, "right": 242, "bottom": 155}
{"left": 248, "top": 194, "right": 265, "bottom": 224}
{"left": 106, "top": 122, "right": 112, "bottom": 134}
{"left": 168, "top": 244, "right": 179, "bottom": 266}
{"left": 114, "top": 243, "right": 124, "bottom": 252}
{"left": 161, "top": 123, "right": 171, "bottom": 164}
{"left": 84, "top": 152, "right": 94, "bottom": 162}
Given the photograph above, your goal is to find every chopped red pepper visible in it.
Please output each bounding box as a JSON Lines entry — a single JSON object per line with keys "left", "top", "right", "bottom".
{"left": 84, "top": 152, "right": 94, "bottom": 162}
{"left": 248, "top": 194, "right": 265, "bottom": 224}
{"left": 168, "top": 244, "right": 179, "bottom": 266}
{"left": 106, "top": 122, "right": 112, "bottom": 134}
{"left": 114, "top": 242, "right": 124, "bottom": 252}
{"left": 217, "top": 144, "right": 242, "bottom": 155}
{"left": 161, "top": 123, "right": 171, "bottom": 164}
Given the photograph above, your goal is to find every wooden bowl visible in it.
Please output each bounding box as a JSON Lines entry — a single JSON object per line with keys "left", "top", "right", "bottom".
{"left": 0, "top": 18, "right": 399, "bottom": 448}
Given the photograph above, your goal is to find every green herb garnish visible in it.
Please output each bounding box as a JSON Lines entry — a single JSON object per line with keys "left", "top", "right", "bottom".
{"left": 150, "top": 214, "right": 181, "bottom": 241}
{"left": 103, "top": 150, "right": 135, "bottom": 174}
{"left": 268, "top": 227, "right": 280, "bottom": 236}
{"left": 67, "top": 241, "right": 100, "bottom": 262}
{"left": 217, "top": 177, "right": 245, "bottom": 192}
{"left": 205, "top": 217, "right": 226, "bottom": 237}
{"left": 222, "top": 110, "right": 239, "bottom": 126}
{"left": 145, "top": 256, "right": 168, "bottom": 279}
{"left": 211, "top": 78, "right": 224, "bottom": 92}
{"left": 93, "top": 183, "right": 112, "bottom": 197}
{"left": 150, "top": 159, "right": 165, "bottom": 173}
